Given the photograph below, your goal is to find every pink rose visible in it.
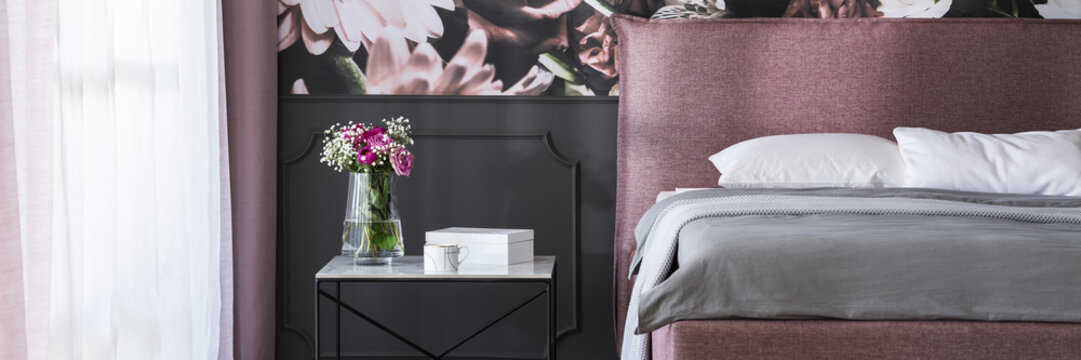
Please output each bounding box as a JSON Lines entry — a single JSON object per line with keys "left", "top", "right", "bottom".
{"left": 390, "top": 148, "right": 413, "bottom": 176}
{"left": 362, "top": 127, "right": 393, "bottom": 147}
{"left": 357, "top": 146, "right": 378, "bottom": 165}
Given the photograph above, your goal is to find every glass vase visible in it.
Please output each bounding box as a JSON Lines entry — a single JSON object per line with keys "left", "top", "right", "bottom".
{"left": 341, "top": 172, "right": 403, "bottom": 265}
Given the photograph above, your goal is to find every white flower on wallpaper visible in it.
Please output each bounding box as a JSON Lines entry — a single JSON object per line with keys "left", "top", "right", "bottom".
{"left": 1037, "top": 0, "right": 1081, "bottom": 18}
{"left": 366, "top": 29, "right": 554, "bottom": 95}
{"left": 278, "top": 0, "right": 454, "bottom": 54}
{"left": 878, "top": 0, "right": 952, "bottom": 17}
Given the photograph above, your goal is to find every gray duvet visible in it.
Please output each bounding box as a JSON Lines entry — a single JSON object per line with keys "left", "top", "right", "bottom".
{"left": 633, "top": 188, "right": 1081, "bottom": 333}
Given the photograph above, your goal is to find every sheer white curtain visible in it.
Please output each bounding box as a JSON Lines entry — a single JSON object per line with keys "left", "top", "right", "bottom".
{"left": 50, "top": 0, "right": 231, "bottom": 358}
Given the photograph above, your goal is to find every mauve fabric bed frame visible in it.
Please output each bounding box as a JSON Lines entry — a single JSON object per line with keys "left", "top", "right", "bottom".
{"left": 610, "top": 15, "right": 1081, "bottom": 359}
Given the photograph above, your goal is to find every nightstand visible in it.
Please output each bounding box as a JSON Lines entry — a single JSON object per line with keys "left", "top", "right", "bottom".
{"left": 314, "top": 256, "right": 556, "bottom": 359}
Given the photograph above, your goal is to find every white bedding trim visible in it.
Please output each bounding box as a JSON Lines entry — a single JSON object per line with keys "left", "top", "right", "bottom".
{"left": 622, "top": 195, "right": 1081, "bottom": 360}
{"left": 655, "top": 188, "right": 712, "bottom": 204}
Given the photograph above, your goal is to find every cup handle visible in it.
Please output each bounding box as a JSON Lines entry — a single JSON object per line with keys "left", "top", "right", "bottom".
{"left": 458, "top": 246, "right": 469, "bottom": 264}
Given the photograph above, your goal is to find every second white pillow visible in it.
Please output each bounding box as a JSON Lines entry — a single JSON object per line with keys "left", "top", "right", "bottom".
{"left": 708, "top": 133, "right": 905, "bottom": 188}
{"left": 894, "top": 127, "right": 1081, "bottom": 196}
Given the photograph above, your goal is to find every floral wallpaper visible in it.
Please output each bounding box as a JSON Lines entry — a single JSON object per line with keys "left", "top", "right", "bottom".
{"left": 657, "top": 0, "right": 1079, "bottom": 19}
{"left": 277, "top": 0, "right": 660, "bottom": 96}
{"left": 277, "top": 0, "right": 1080, "bottom": 96}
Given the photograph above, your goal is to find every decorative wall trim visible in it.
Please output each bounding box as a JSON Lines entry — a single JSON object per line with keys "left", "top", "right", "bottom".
{"left": 278, "top": 132, "right": 323, "bottom": 355}
{"left": 412, "top": 130, "right": 582, "bottom": 339}
{"left": 278, "top": 129, "right": 584, "bottom": 357}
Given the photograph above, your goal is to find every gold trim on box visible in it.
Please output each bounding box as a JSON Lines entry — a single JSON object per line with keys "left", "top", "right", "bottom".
{"left": 424, "top": 243, "right": 457, "bottom": 248}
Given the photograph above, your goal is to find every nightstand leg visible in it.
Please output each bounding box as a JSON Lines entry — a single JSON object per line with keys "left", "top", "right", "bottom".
{"left": 549, "top": 265, "right": 557, "bottom": 360}
{"left": 336, "top": 281, "right": 341, "bottom": 360}
{"left": 547, "top": 282, "right": 554, "bottom": 360}
{"left": 315, "top": 280, "right": 321, "bottom": 360}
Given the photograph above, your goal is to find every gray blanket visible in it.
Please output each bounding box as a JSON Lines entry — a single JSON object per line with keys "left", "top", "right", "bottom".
{"left": 632, "top": 188, "right": 1081, "bottom": 333}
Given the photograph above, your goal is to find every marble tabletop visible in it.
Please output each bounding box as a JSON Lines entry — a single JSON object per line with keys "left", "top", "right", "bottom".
{"left": 316, "top": 255, "right": 555, "bottom": 280}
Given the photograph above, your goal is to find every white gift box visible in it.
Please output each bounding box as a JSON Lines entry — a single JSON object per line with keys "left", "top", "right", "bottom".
{"left": 425, "top": 227, "right": 533, "bottom": 265}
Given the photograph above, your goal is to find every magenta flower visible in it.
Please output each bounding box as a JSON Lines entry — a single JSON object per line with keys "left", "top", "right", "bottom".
{"left": 342, "top": 123, "right": 367, "bottom": 145}
{"left": 357, "top": 146, "right": 378, "bottom": 165}
{"left": 363, "top": 127, "right": 393, "bottom": 147}
{"left": 390, "top": 148, "right": 413, "bottom": 176}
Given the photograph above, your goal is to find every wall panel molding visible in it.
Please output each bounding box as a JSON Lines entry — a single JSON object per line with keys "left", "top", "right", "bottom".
{"left": 279, "top": 94, "right": 619, "bottom": 105}
{"left": 277, "top": 96, "right": 617, "bottom": 359}
{"left": 411, "top": 130, "right": 582, "bottom": 338}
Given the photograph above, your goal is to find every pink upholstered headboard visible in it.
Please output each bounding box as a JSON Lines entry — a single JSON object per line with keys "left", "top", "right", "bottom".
{"left": 610, "top": 14, "right": 1081, "bottom": 345}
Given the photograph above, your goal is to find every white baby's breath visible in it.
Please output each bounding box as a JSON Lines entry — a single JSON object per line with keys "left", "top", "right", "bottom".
{"left": 320, "top": 122, "right": 362, "bottom": 172}
{"left": 385, "top": 116, "right": 414, "bottom": 145}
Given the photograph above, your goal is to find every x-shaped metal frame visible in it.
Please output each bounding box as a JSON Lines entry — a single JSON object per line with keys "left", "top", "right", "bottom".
{"left": 314, "top": 274, "right": 555, "bottom": 360}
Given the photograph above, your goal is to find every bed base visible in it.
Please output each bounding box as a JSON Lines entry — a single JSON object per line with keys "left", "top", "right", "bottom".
{"left": 652, "top": 320, "right": 1081, "bottom": 360}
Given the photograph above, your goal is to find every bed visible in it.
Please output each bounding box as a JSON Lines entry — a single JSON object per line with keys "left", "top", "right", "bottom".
{"left": 610, "top": 14, "right": 1081, "bottom": 359}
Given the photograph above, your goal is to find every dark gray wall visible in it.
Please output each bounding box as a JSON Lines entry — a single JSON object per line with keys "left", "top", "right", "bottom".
{"left": 278, "top": 96, "right": 619, "bottom": 359}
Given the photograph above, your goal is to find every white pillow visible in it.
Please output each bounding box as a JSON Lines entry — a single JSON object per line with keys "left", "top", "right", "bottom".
{"left": 708, "top": 133, "right": 905, "bottom": 188}
{"left": 893, "top": 127, "right": 1081, "bottom": 196}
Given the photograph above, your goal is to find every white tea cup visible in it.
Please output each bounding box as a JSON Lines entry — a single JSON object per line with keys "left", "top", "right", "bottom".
{"left": 424, "top": 243, "right": 469, "bottom": 272}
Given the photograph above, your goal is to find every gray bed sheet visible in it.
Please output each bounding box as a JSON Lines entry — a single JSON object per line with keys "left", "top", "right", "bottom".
{"left": 634, "top": 188, "right": 1081, "bottom": 333}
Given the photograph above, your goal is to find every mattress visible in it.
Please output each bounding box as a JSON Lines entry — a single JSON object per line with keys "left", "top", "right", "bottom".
{"left": 623, "top": 188, "right": 1081, "bottom": 359}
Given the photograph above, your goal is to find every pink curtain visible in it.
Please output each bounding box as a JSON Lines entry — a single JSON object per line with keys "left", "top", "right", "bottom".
{"left": 222, "top": 0, "right": 278, "bottom": 358}
{"left": 218, "top": 1, "right": 236, "bottom": 357}
{"left": 0, "top": 0, "right": 56, "bottom": 358}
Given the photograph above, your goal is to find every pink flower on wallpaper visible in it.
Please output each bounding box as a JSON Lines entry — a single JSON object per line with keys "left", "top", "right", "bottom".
{"left": 573, "top": 12, "right": 618, "bottom": 80}
{"left": 278, "top": 0, "right": 455, "bottom": 54}
{"left": 365, "top": 29, "right": 555, "bottom": 95}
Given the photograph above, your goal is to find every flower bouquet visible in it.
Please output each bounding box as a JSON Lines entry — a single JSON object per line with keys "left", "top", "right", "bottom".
{"left": 320, "top": 117, "right": 414, "bottom": 264}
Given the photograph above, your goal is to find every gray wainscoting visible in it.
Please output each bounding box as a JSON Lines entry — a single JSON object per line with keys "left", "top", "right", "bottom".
{"left": 277, "top": 95, "right": 619, "bottom": 359}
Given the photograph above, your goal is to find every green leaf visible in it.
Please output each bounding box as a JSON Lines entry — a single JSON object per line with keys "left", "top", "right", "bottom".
{"left": 538, "top": 53, "right": 583, "bottom": 85}
{"left": 584, "top": 0, "right": 616, "bottom": 16}
{"left": 330, "top": 54, "right": 366, "bottom": 94}
{"left": 369, "top": 224, "right": 399, "bottom": 251}
{"left": 369, "top": 190, "right": 386, "bottom": 206}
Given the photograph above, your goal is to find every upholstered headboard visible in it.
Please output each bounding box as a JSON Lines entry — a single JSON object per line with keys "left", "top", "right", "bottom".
{"left": 610, "top": 14, "right": 1081, "bottom": 345}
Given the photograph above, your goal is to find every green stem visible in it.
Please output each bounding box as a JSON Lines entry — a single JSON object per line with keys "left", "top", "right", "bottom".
{"left": 347, "top": 173, "right": 398, "bottom": 254}
{"left": 584, "top": 0, "right": 616, "bottom": 16}
{"left": 341, "top": 222, "right": 351, "bottom": 249}
{"left": 329, "top": 53, "right": 367, "bottom": 95}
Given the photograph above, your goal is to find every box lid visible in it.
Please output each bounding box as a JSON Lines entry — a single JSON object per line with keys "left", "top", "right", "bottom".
{"left": 425, "top": 227, "right": 534, "bottom": 244}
